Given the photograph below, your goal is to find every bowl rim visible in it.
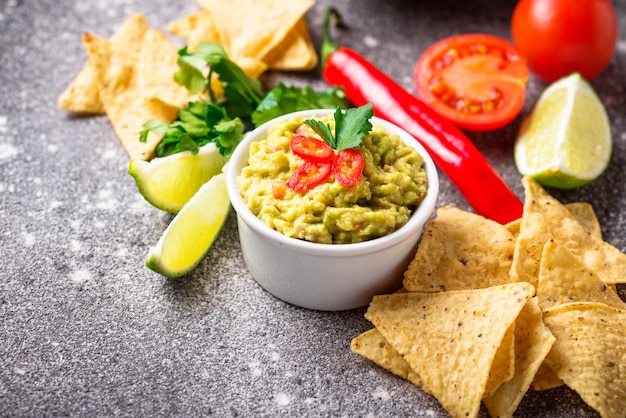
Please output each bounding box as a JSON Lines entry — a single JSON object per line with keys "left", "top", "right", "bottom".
{"left": 226, "top": 109, "right": 439, "bottom": 258}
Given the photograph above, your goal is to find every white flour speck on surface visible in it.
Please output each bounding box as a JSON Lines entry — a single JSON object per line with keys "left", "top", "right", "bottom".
{"left": 22, "top": 232, "right": 36, "bottom": 248}
{"left": 363, "top": 35, "right": 379, "bottom": 48}
{"left": 372, "top": 386, "right": 391, "bottom": 401}
{"left": 70, "top": 268, "right": 91, "bottom": 283}
{"left": 0, "top": 143, "right": 19, "bottom": 160}
{"left": 248, "top": 361, "right": 262, "bottom": 377}
{"left": 0, "top": 115, "right": 8, "bottom": 133}
{"left": 70, "top": 239, "right": 81, "bottom": 252}
{"left": 274, "top": 392, "right": 290, "bottom": 406}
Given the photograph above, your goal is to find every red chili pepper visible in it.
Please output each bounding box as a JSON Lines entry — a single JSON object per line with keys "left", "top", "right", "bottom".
{"left": 333, "top": 148, "right": 364, "bottom": 187}
{"left": 287, "top": 161, "right": 333, "bottom": 191}
{"left": 319, "top": 8, "right": 523, "bottom": 224}
{"left": 290, "top": 135, "right": 335, "bottom": 162}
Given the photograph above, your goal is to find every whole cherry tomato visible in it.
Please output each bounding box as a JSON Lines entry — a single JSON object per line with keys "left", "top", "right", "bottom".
{"left": 511, "top": 0, "right": 618, "bottom": 82}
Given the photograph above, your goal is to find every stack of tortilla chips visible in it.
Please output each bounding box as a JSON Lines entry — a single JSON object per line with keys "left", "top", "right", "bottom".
{"left": 352, "top": 176, "right": 626, "bottom": 418}
{"left": 58, "top": 0, "right": 318, "bottom": 160}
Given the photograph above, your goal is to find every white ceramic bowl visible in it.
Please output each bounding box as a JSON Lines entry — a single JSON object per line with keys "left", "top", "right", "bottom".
{"left": 226, "top": 109, "right": 439, "bottom": 311}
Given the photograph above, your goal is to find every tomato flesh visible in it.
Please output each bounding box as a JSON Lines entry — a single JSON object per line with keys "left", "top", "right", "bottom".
{"left": 333, "top": 149, "right": 364, "bottom": 187}
{"left": 414, "top": 34, "right": 529, "bottom": 131}
{"left": 511, "top": 0, "right": 618, "bottom": 82}
{"left": 287, "top": 161, "right": 332, "bottom": 191}
{"left": 290, "top": 135, "right": 335, "bottom": 162}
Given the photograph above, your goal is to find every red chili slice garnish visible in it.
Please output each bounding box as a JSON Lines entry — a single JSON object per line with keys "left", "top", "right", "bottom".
{"left": 332, "top": 149, "right": 364, "bottom": 187}
{"left": 287, "top": 161, "right": 333, "bottom": 191}
{"left": 290, "top": 135, "right": 335, "bottom": 163}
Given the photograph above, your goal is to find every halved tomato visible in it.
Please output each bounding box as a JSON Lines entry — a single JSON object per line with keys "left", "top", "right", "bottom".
{"left": 414, "top": 34, "right": 529, "bottom": 131}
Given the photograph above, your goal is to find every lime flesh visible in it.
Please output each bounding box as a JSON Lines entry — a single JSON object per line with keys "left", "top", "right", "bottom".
{"left": 514, "top": 73, "right": 612, "bottom": 189}
{"left": 129, "top": 143, "right": 227, "bottom": 213}
{"left": 146, "top": 173, "right": 231, "bottom": 278}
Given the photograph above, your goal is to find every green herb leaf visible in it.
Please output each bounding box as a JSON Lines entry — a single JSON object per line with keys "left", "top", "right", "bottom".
{"left": 251, "top": 82, "right": 349, "bottom": 127}
{"left": 304, "top": 119, "right": 336, "bottom": 149}
{"left": 335, "top": 102, "right": 374, "bottom": 151}
{"left": 303, "top": 102, "right": 374, "bottom": 151}
{"left": 174, "top": 42, "right": 264, "bottom": 120}
{"left": 139, "top": 101, "right": 244, "bottom": 159}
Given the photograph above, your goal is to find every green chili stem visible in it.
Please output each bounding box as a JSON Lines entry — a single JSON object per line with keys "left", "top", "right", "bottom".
{"left": 321, "top": 7, "right": 342, "bottom": 67}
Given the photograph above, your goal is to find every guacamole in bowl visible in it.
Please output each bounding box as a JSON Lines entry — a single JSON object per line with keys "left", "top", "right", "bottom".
{"left": 237, "top": 114, "right": 429, "bottom": 244}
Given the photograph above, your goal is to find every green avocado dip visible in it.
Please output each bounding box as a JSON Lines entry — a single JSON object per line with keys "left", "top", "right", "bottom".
{"left": 237, "top": 114, "right": 429, "bottom": 244}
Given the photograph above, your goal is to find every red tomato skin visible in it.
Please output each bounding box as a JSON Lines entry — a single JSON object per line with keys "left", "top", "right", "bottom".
{"left": 332, "top": 149, "right": 364, "bottom": 187}
{"left": 511, "top": 0, "right": 618, "bottom": 82}
{"left": 414, "top": 34, "right": 529, "bottom": 132}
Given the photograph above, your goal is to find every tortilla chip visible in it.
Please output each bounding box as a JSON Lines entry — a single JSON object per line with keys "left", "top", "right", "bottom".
{"left": 169, "top": 10, "right": 223, "bottom": 50}
{"left": 510, "top": 176, "right": 626, "bottom": 285}
{"left": 350, "top": 329, "right": 427, "bottom": 392}
{"left": 57, "top": 63, "right": 106, "bottom": 114}
{"left": 483, "top": 297, "right": 556, "bottom": 417}
{"left": 58, "top": 14, "right": 149, "bottom": 113}
{"left": 543, "top": 302, "right": 626, "bottom": 418}
{"left": 565, "top": 202, "right": 603, "bottom": 240}
{"left": 537, "top": 239, "right": 626, "bottom": 311}
{"left": 261, "top": 17, "right": 318, "bottom": 71}
{"left": 506, "top": 202, "right": 601, "bottom": 240}
{"left": 403, "top": 206, "right": 515, "bottom": 292}
{"left": 530, "top": 361, "right": 564, "bottom": 391}
{"left": 137, "top": 28, "right": 194, "bottom": 108}
{"left": 483, "top": 322, "right": 516, "bottom": 398}
{"left": 365, "top": 282, "right": 535, "bottom": 418}
{"left": 82, "top": 32, "right": 178, "bottom": 160}
{"left": 195, "top": 0, "right": 315, "bottom": 64}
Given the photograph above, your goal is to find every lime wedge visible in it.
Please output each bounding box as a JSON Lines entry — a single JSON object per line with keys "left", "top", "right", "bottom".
{"left": 146, "top": 173, "right": 231, "bottom": 278}
{"left": 514, "top": 72, "right": 612, "bottom": 189}
{"left": 129, "top": 143, "right": 227, "bottom": 213}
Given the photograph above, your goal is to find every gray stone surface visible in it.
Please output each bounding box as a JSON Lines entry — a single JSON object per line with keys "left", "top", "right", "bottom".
{"left": 1, "top": 0, "right": 624, "bottom": 416}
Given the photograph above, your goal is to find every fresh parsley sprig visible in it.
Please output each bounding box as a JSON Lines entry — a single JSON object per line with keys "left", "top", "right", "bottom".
{"left": 175, "top": 42, "right": 265, "bottom": 120}
{"left": 139, "top": 101, "right": 243, "bottom": 159}
{"left": 304, "top": 102, "right": 374, "bottom": 151}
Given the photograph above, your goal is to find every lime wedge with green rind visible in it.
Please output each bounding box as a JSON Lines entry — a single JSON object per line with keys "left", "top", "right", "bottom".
{"left": 129, "top": 142, "right": 227, "bottom": 214}
{"left": 146, "top": 173, "right": 231, "bottom": 278}
{"left": 514, "top": 72, "right": 612, "bottom": 189}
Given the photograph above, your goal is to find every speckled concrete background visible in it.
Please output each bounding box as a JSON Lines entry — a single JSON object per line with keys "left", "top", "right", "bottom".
{"left": 1, "top": 0, "right": 624, "bottom": 417}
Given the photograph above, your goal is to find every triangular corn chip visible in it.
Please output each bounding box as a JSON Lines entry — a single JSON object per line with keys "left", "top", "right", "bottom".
{"left": 365, "top": 282, "right": 534, "bottom": 418}
{"left": 403, "top": 206, "right": 515, "bottom": 292}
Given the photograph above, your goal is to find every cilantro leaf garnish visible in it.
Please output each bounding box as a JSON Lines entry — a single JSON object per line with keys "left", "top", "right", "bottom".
{"left": 139, "top": 101, "right": 244, "bottom": 159}
{"left": 304, "top": 102, "right": 374, "bottom": 151}
{"left": 174, "top": 42, "right": 265, "bottom": 120}
{"left": 251, "top": 82, "right": 349, "bottom": 127}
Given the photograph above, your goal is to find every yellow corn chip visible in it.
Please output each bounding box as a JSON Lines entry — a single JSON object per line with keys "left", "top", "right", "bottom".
{"left": 262, "top": 17, "right": 318, "bottom": 71}
{"left": 365, "top": 282, "right": 535, "bottom": 418}
{"left": 82, "top": 32, "right": 178, "bottom": 160}
{"left": 403, "top": 206, "right": 515, "bottom": 292}
{"left": 565, "top": 202, "right": 603, "bottom": 240}
{"left": 137, "top": 28, "right": 194, "bottom": 108}
{"left": 58, "top": 14, "right": 149, "bottom": 113}
{"left": 510, "top": 176, "right": 626, "bottom": 285}
{"left": 537, "top": 239, "right": 626, "bottom": 311}
{"left": 483, "top": 297, "right": 556, "bottom": 418}
{"left": 483, "top": 322, "right": 516, "bottom": 398}
{"left": 543, "top": 302, "right": 626, "bottom": 418}
{"left": 350, "top": 329, "right": 428, "bottom": 392}
{"left": 195, "top": 0, "right": 315, "bottom": 65}
{"left": 530, "top": 362, "right": 564, "bottom": 391}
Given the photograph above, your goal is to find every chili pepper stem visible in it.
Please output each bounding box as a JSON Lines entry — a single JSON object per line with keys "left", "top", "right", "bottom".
{"left": 321, "top": 8, "right": 341, "bottom": 67}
